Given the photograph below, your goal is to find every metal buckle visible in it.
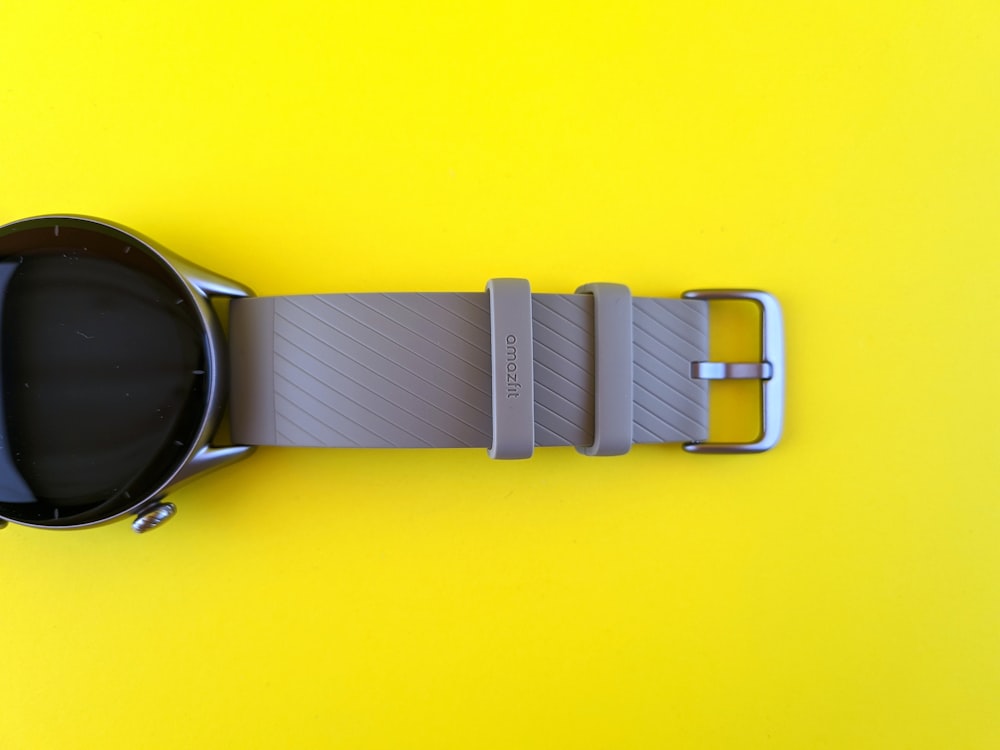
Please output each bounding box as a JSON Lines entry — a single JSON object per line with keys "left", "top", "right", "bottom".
{"left": 682, "top": 289, "right": 785, "bottom": 454}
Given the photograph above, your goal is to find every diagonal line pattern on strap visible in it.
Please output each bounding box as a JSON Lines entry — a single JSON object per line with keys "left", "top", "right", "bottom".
{"left": 631, "top": 298, "right": 709, "bottom": 443}
{"left": 230, "top": 291, "right": 710, "bottom": 449}
{"left": 531, "top": 294, "right": 594, "bottom": 446}
{"left": 275, "top": 295, "right": 493, "bottom": 447}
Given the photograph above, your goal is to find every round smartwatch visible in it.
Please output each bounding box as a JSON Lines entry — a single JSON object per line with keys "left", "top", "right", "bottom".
{"left": 0, "top": 215, "right": 785, "bottom": 533}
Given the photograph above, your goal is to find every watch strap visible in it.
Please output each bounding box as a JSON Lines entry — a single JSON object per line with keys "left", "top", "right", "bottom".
{"left": 228, "top": 285, "right": 710, "bottom": 453}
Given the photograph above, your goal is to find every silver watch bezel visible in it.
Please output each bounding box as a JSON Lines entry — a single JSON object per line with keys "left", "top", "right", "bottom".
{"left": 0, "top": 215, "right": 255, "bottom": 530}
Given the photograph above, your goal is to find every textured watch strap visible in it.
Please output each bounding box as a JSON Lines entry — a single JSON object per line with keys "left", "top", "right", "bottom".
{"left": 228, "top": 291, "right": 710, "bottom": 449}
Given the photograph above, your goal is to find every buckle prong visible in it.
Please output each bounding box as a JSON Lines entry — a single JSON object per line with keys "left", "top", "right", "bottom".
{"left": 683, "top": 290, "right": 785, "bottom": 454}
{"left": 691, "top": 361, "right": 773, "bottom": 381}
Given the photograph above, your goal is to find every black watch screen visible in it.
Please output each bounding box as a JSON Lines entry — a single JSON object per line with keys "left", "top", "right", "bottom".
{"left": 0, "top": 221, "right": 208, "bottom": 527}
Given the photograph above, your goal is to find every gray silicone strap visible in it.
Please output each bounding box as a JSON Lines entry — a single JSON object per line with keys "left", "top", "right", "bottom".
{"left": 228, "top": 288, "right": 710, "bottom": 453}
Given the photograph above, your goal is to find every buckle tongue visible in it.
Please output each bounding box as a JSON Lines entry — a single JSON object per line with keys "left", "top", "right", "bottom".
{"left": 682, "top": 290, "right": 785, "bottom": 454}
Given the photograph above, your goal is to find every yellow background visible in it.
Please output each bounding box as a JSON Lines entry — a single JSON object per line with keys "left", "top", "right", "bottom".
{"left": 1, "top": 2, "right": 998, "bottom": 748}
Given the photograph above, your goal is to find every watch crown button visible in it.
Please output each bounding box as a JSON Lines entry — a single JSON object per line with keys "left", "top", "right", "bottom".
{"left": 132, "top": 502, "right": 176, "bottom": 534}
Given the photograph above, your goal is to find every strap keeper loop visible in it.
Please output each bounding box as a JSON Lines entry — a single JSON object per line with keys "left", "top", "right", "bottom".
{"left": 485, "top": 278, "right": 535, "bottom": 459}
{"left": 575, "top": 283, "right": 633, "bottom": 456}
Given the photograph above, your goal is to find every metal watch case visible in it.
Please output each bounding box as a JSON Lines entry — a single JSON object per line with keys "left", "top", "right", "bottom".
{"left": 0, "top": 215, "right": 255, "bottom": 532}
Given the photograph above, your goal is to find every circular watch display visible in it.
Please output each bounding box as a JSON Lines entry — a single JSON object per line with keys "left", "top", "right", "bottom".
{"left": 0, "top": 218, "right": 210, "bottom": 527}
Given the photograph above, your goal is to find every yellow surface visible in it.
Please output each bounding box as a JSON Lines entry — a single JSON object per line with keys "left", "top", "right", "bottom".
{"left": 1, "top": 2, "right": 998, "bottom": 748}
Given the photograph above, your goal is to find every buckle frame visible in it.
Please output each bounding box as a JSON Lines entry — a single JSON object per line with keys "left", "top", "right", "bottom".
{"left": 682, "top": 289, "right": 785, "bottom": 454}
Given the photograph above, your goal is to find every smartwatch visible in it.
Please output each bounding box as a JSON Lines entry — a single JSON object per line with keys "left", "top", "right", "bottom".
{"left": 0, "top": 215, "right": 785, "bottom": 533}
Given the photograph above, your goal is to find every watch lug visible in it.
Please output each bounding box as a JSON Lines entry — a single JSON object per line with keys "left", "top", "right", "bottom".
{"left": 172, "top": 444, "right": 256, "bottom": 485}
{"left": 184, "top": 265, "right": 254, "bottom": 299}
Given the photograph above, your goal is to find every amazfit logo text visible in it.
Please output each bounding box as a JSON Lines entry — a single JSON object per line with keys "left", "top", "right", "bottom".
{"left": 505, "top": 334, "right": 520, "bottom": 399}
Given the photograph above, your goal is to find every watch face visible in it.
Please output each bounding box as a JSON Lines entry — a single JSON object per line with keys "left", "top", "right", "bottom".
{"left": 0, "top": 219, "right": 209, "bottom": 527}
